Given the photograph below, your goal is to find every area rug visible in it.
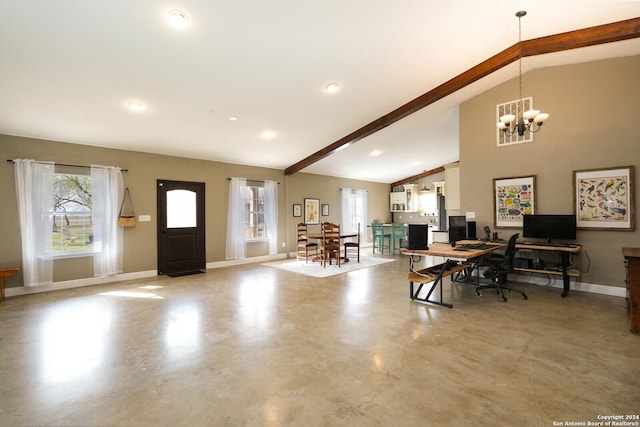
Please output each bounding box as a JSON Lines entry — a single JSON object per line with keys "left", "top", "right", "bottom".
{"left": 263, "top": 254, "right": 396, "bottom": 278}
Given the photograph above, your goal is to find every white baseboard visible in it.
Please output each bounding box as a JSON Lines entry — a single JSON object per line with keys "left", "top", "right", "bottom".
{"left": 512, "top": 272, "right": 626, "bottom": 298}
{"left": 5, "top": 255, "right": 625, "bottom": 299}
{"left": 5, "top": 253, "right": 288, "bottom": 298}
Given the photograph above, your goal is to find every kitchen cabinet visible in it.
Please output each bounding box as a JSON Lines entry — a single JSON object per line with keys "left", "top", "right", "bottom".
{"left": 390, "top": 184, "right": 418, "bottom": 212}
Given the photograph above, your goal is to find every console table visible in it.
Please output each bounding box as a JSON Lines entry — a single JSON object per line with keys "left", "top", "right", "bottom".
{"left": 0, "top": 267, "right": 20, "bottom": 302}
{"left": 622, "top": 248, "right": 640, "bottom": 335}
{"left": 514, "top": 243, "right": 582, "bottom": 297}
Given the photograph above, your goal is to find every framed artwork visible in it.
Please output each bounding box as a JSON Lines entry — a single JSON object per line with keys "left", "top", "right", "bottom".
{"left": 304, "top": 198, "right": 320, "bottom": 224}
{"left": 292, "top": 203, "right": 302, "bottom": 217}
{"left": 321, "top": 204, "right": 329, "bottom": 216}
{"left": 494, "top": 175, "right": 536, "bottom": 228}
{"left": 574, "top": 166, "right": 635, "bottom": 231}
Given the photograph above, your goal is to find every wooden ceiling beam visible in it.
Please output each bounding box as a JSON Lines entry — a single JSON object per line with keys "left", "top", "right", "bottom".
{"left": 284, "top": 17, "right": 640, "bottom": 177}
{"left": 390, "top": 166, "right": 445, "bottom": 189}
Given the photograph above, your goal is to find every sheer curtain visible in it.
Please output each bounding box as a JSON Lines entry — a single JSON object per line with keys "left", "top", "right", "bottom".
{"left": 341, "top": 188, "right": 368, "bottom": 245}
{"left": 14, "top": 159, "right": 55, "bottom": 287}
{"left": 226, "top": 177, "right": 247, "bottom": 259}
{"left": 264, "top": 180, "right": 278, "bottom": 255}
{"left": 91, "top": 165, "right": 124, "bottom": 277}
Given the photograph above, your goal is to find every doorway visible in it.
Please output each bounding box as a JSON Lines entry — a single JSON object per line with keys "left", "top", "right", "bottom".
{"left": 157, "top": 180, "right": 205, "bottom": 276}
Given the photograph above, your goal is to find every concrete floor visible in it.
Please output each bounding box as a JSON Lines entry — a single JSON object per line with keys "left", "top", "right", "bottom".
{"left": 0, "top": 251, "right": 638, "bottom": 426}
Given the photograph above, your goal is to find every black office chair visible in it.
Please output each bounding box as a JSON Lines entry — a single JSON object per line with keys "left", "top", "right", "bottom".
{"left": 475, "top": 233, "right": 528, "bottom": 301}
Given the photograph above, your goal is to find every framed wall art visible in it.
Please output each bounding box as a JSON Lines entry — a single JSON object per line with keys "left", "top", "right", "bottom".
{"left": 574, "top": 166, "right": 635, "bottom": 231}
{"left": 321, "top": 204, "right": 329, "bottom": 216}
{"left": 304, "top": 198, "right": 320, "bottom": 224}
{"left": 292, "top": 203, "right": 302, "bottom": 217}
{"left": 493, "top": 175, "right": 536, "bottom": 228}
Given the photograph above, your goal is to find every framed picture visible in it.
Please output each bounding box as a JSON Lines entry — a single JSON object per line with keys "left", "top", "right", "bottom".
{"left": 292, "top": 203, "right": 302, "bottom": 217}
{"left": 321, "top": 203, "right": 329, "bottom": 216}
{"left": 304, "top": 198, "right": 320, "bottom": 224}
{"left": 493, "top": 175, "right": 536, "bottom": 228}
{"left": 574, "top": 166, "right": 635, "bottom": 231}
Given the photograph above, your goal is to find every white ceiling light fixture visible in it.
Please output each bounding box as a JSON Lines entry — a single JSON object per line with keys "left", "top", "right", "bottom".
{"left": 126, "top": 101, "right": 145, "bottom": 112}
{"left": 324, "top": 82, "right": 340, "bottom": 94}
{"left": 229, "top": 116, "right": 238, "bottom": 121}
{"left": 497, "top": 11, "right": 550, "bottom": 136}
{"left": 167, "top": 9, "right": 189, "bottom": 28}
{"left": 261, "top": 130, "right": 276, "bottom": 140}
{"left": 370, "top": 149, "right": 382, "bottom": 157}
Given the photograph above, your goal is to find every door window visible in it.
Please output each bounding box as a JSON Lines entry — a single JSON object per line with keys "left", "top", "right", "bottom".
{"left": 166, "top": 189, "right": 197, "bottom": 228}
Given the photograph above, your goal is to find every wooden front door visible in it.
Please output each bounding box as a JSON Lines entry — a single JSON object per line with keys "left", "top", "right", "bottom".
{"left": 157, "top": 180, "right": 205, "bottom": 276}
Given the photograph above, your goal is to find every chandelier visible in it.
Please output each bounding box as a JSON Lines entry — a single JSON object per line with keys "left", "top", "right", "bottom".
{"left": 497, "top": 11, "right": 549, "bottom": 136}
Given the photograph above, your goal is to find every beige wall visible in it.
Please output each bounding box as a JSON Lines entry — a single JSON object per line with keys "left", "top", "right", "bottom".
{"left": 1, "top": 135, "right": 389, "bottom": 289}
{"left": 460, "top": 55, "right": 640, "bottom": 288}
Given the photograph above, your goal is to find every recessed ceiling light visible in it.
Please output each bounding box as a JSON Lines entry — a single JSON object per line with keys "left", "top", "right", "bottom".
{"left": 370, "top": 149, "right": 382, "bottom": 157}
{"left": 261, "top": 130, "right": 276, "bottom": 140}
{"left": 167, "top": 9, "right": 188, "bottom": 28}
{"left": 325, "top": 82, "right": 340, "bottom": 94}
{"left": 127, "top": 101, "right": 145, "bottom": 112}
{"left": 229, "top": 116, "right": 238, "bottom": 121}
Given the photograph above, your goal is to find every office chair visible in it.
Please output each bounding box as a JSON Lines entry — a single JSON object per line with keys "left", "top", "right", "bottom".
{"left": 475, "top": 233, "right": 528, "bottom": 301}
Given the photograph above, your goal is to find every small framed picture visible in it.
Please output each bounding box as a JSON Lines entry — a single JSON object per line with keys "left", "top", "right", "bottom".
{"left": 321, "top": 204, "right": 329, "bottom": 216}
{"left": 293, "top": 204, "right": 302, "bottom": 217}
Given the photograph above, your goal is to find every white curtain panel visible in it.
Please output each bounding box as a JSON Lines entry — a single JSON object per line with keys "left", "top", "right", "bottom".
{"left": 226, "top": 177, "right": 247, "bottom": 260}
{"left": 340, "top": 188, "right": 368, "bottom": 245}
{"left": 91, "top": 165, "right": 124, "bottom": 277}
{"left": 341, "top": 187, "right": 353, "bottom": 232}
{"left": 355, "top": 189, "right": 368, "bottom": 245}
{"left": 13, "top": 159, "right": 55, "bottom": 287}
{"left": 264, "top": 180, "right": 278, "bottom": 256}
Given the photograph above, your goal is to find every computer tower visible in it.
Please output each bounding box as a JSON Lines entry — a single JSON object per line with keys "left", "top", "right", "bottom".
{"left": 466, "top": 221, "right": 477, "bottom": 239}
{"left": 448, "top": 216, "right": 467, "bottom": 244}
{"left": 407, "top": 224, "right": 429, "bottom": 250}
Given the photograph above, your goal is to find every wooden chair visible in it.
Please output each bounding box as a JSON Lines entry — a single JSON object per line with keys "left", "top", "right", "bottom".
{"left": 371, "top": 222, "right": 391, "bottom": 254}
{"left": 319, "top": 222, "right": 341, "bottom": 268}
{"left": 343, "top": 222, "right": 360, "bottom": 263}
{"left": 296, "top": 223, "right": 318, "bottom": 263}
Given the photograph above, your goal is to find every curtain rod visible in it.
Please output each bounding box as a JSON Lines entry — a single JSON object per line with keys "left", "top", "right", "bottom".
{"left": 227, "top": 177, "right": 280, "bottom": 184}
{"left": 6, "top": 159, "right": 128, "bottom": 172}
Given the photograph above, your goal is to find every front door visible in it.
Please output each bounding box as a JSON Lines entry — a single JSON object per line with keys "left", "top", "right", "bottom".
{"left": 157, "top": 180, "right": 205, "bottom": 276}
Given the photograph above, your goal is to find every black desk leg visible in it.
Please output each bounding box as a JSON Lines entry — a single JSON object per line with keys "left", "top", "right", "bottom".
{"left": 560, "top": 252, "right": 570, "bottom": 297}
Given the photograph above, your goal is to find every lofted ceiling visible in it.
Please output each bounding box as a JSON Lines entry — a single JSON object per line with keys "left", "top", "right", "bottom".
{"left": 1, "top": 1, "right": 639, "bottom": 184}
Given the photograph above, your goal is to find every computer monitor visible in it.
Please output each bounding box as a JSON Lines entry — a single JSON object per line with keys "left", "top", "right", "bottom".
{"left": 407, "top": 224, "right": 429, "bottom": 250}
{"left": 522, "top": 214, "right": 577, "bottom": 243}
{"left": 448, "top": 216, "right": 467, "bottom": 244}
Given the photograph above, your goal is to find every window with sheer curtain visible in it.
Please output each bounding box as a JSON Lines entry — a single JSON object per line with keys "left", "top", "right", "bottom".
{"left": 226, "top": 178, "right": 278, "bottom": 259}
{"left": 341, "top": 188, "right": 368, "bottom": 245}
{"left": 13, "top": 159, "right": 123, "bottom": 286}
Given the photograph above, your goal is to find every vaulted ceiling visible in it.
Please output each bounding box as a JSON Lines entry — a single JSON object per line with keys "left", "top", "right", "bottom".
{"left": 1, "top": 1, "right": 639, "bottom": 183}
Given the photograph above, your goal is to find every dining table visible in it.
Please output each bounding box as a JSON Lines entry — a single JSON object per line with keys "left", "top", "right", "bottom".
{"left": 303, "top": 231, "right": 358, "bottom": 263}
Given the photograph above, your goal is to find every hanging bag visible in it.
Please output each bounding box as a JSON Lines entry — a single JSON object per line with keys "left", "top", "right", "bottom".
{"left": 118, "top": 187, "right": 136, "bottom": 227}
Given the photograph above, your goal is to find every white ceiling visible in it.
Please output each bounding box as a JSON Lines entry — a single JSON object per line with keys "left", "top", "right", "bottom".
{"left": 1, "top": 1, "right": 639, "bottom": 183}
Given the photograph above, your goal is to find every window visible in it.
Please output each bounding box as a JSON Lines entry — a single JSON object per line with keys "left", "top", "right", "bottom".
{"left": 50, "top": 174, "right": 94, "bottom": 253}
{"left": 245, "top": 185, "right": 265, "bottom": 239}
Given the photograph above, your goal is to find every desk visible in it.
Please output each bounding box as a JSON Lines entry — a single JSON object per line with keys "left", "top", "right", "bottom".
{"left": 0, "top": 267, "right": 20, "bottom": 302}
{"left": 515, "top": 243, "right": 582, "bottom": 297}
{"left": 400, "top": 241, "right": 506, "bottom": 308}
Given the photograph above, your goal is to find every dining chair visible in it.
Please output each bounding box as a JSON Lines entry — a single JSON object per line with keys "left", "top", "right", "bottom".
{"left": 391, "top": 223, "right": 406, "bottom": 254}
{"left": 296, "top": 223, "right": 318, "bottom": 263}
{"left": 320, "top": 222, "right": 341, "bottom": 268}
{"left": 343, "top": 222, "right": 360, "bottom": 263}
{"left": 371, "top": 222, "right": 391, "bottom": 254}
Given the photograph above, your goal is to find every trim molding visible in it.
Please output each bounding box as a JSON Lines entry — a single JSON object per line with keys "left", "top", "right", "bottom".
{"left": 4, "top": 255, "right": 625, "bottom": 299}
